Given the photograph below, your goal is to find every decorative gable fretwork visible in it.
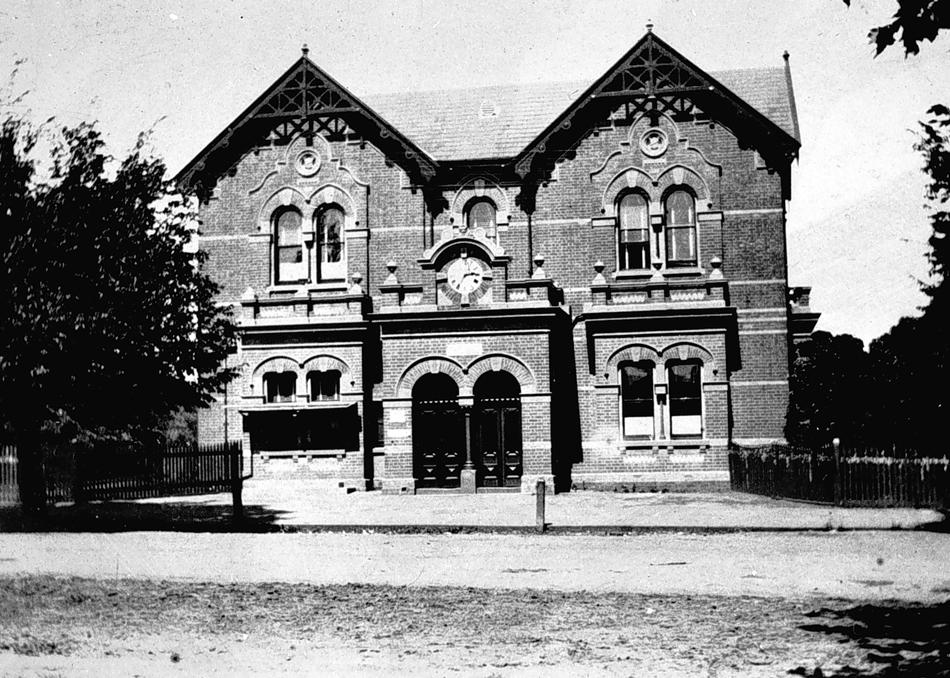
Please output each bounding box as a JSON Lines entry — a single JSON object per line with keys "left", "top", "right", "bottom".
{"left": 176, "top": 53, "right": 438, "bottom": 200}
{"left": 267, "top": 116, "right": 356, "bottom": 145}
{"left": 513, "top": 30, "right": 799, "bottom": 182}
{"left": 599, "top": 39, "right": 706, "bottom": 96}
{"left": 253, "top": 66, "right": 356, "bottom": 119}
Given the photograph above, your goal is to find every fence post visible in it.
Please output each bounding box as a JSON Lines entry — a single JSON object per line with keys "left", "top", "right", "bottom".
{"left": 832, "top": 438, "right": 842, "bottom": 506}
{"left": 230, "top": 444, "right": 244, "bottom": 522}
{"left": 536, "top": 479, "right": 546, "bottom": 533}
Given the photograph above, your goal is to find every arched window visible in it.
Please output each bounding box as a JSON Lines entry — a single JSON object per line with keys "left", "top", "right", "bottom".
{"left": 263, "top": 371, "right": 297, "bottom": 403}
{"left": 308, "top": 369, "right": 341, "bottom": 401}
{"left": 316, "top": 205, "right": 345, "bottom": 281}
{"left": 620, "top": 361, "right": 655, "bottom": 438}
{"left": 667, "top": 360, "right": 702, "bottom": 437}
{"left": 618, "top": 192, "right": 650, "bottom": 270}
{"left": 664, "top": 189, "right": 697, "bottom": 267}
{"left": 465, "top": 199, "right": 497, "bottom": 240}
{"left": 274, "top": 208, "right": 305, "bottom": 284}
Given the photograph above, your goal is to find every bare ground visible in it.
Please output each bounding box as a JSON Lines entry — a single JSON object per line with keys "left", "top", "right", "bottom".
{"left": 2, "top": 576, "right": 949, "bottom": 677}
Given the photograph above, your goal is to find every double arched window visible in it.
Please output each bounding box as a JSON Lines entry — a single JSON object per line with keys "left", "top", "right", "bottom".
{"left": 617, "top": 192, "right": 651, "bottom": 271}
{"left": 616, "top": 189, "right": 698, "bottom": 271}
{"left": 617, "top": 358, "right": 704, "bottom": 440}
{"left": 664, "top": 189, "right": 697, "bottom": 267}
{"left": 272, "top": 204, "right": 347, "bottom": 285}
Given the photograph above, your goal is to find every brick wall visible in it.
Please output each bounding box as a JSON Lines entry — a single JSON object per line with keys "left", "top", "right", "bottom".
{"left": 194, "top": 87, "right": 794, "bottom": 492}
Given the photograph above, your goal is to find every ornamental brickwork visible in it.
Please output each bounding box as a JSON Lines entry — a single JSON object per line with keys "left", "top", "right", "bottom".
{"left": 185, "top": 29, "right": 816, "bottom": 494}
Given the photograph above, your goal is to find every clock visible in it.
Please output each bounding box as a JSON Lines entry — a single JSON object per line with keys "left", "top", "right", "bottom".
{"left": 439, "top": 252, "right": 492, "bottom": 306}
{"left": 447, "top": 257, "right": 484, "bottom": 294}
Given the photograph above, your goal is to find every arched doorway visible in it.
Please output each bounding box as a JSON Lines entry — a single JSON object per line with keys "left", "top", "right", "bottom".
{"left": 412, "top": 373, "right": 464, "bottom": 489}
{"left": 473, "top": 371, "right": 523, "bottom": 488}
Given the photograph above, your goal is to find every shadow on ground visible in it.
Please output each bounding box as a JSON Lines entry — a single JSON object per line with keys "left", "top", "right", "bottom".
{"left": 0, "top": 500, "right": 288, "bottom": 533}
{"left": 792, "top": 598, "right": 950, "bottom": 676}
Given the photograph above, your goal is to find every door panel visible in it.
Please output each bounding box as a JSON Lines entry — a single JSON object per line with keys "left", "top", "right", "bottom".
{"left": 413, "top": 399, "right": 463, "bottom": 488}
{"left": 474, "top": 397, "right": 522, "bottom": 488}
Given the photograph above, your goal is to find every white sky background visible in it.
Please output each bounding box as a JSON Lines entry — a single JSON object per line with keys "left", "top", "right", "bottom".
{"left": 2, "top": 0, "right": 948, "bottom": 344}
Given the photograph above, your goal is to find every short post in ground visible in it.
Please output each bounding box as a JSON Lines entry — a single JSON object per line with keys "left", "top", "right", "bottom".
{"left": 832, "top": 437, "right": 842, "bottom": 506}
{"left": 230, "top": 444, "right": 244, "bottom": 521}
{"left": 536, "top": 479, "right": 546, "bottom": 533}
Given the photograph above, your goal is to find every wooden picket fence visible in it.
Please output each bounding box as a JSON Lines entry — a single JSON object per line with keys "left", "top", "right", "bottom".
{"left": 729, "top": 444, "right": 950, "bottom": 508}
{"left": 1, "top": 441, "right": 242, "bottom": 505}
{"left": 0, "top": 445, "right": 18, "bottom": 506}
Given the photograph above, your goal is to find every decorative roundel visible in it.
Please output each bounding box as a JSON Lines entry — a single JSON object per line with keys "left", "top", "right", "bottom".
{"left": 295, "top": 149, "right": 322, "bottom": 177}
{"left": 639, "top": 128, "right": 669, "bottom": 158}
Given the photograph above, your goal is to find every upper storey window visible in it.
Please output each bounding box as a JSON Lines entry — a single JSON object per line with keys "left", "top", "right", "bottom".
{"left": 274, "top": 208, "right": 305, "bottom": 284}
{"left": 465, "top": 199, "right": 497, "bottom": 240}
{"left": 617, "top": 192, "right": 650, "bottom": 271}
{"left": 317, "top": 205, "right": 345, "bottom": 282}
{"left": 664, "top": 190, "right": 697, "bottom": 267}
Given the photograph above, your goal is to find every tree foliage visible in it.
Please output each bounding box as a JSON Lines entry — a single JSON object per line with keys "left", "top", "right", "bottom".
{"left": 789, "top": 5, "right": 948, "bottom": 451}
{"left": 788, "top": 107, "right": 950, "bottom": 453}
{"left": 843, "top": 0, "right": 950, "bottom": 54}
{"left": 785, "top": 332, "right": 872, "bottom": 448}
{"left": 916, "top": 104, "right": 950, "bottom": 310}
{"left": 0, "top": 116, "right": 236, "bottom": 509}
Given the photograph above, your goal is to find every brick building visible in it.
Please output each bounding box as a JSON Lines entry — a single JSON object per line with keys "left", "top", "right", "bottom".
{"left": 177, "top": 28, "right": 818, "bottom": 494}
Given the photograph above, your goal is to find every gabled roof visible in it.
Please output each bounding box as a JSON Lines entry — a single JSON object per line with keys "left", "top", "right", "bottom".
{"left": 177, "top": 31, "right": 800, "bottom": 190}
{"left": 175, "top": 50, "right": 438, "bottom": 194}
{"left": 511, "top": 30, "right": 800, "bottom": 178}
{"left": 362, "top": 65, "right": 799, "bottom": 162}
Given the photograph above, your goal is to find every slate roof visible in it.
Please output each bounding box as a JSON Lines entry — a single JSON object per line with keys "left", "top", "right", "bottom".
{"left": 361, "top": 66, "right": 799, "bottom": 162}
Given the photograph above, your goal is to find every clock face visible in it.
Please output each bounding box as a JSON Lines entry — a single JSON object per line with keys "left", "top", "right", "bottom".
{"left": 439, "top": 253, "right": 492, "bottom": 307}
{"left": 446, "top": 257, "right": 484, "bottom": 294}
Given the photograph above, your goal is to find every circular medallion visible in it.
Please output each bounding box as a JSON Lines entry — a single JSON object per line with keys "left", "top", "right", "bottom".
{"left": 295, "top": 149, "right": 321, "bottom": 177}
{"left": 639, "top": 128, "right": 668, "bottom": 158}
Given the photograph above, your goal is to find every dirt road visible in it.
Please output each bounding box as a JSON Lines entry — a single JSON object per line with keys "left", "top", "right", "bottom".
{"left": 2, "top": 532, "right": 949, "bottom": 676}
{"left": 2, "top": 531, "right": 948, "bottom": 601}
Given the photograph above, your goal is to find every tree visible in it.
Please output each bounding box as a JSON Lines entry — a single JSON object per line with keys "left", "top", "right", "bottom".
{"left": 842, "top": 0, "right": 950, "bottom": 55}
{"left": 785, "top": 331, "right": 873, "bottom": 448}
{"left": 0, "top": 117, "right": 236, "bottom": 514}
{"left": 916, "top": 104, "right": 950, "bottom": 311}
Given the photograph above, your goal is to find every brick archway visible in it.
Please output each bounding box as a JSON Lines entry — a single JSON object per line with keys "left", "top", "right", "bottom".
{"left": 605, "top": 344, "right": 662, "bottom": 383}
{"left": 465, "top": 354, "right": 537, "bottom": 394}
{"left": 395, "top": 357, "right": 466, "bottom": 398}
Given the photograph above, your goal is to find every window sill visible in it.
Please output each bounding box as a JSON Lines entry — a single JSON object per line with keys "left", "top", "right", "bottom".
{"left": 613, "top": 269, "right": 654, "bottom": 280}
{"left": 264, "top": 281, "right": 349, "bottom": 296}
{"left": 623, "top": 438, "right": 709, "bottom": 451}
{"left": 661, "top": 267, "right": 704, "bottom": 277}
{"left": 259, "top": 449, "right": 346, "bottom": 460}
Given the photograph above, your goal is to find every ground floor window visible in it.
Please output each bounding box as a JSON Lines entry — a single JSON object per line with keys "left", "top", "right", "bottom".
{"left": 308, "top": 369, "right": 340, "bottom": 401}
{"left": 250, "top": 408, "right": 358, "bottom": 452}
{"left": 264, "top": 372, "right": 297, "bottom": 403}
{"left": 620, "top": 361, "right": 655, "bottom": 438}
{"left": 668, "top": 360, "right": 702, "bottom": 437}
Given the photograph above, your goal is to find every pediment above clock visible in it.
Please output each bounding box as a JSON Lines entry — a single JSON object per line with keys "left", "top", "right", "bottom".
{"left": 418, "top": 234, "right": 509, "bottom": 270}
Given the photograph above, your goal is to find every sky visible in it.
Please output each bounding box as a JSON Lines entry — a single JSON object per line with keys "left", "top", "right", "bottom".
{"left": 1, "top": 0, "right": 948, "bottom": 344}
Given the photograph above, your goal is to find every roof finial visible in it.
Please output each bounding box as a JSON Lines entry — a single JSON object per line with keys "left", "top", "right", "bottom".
{"left": 645, "top": 20, "right": 654, "bottom": 33}
{"left": 301, "top": 43, "right": 310, "bottom": 57}
{"left": 783, "top": 50, "right": 790, "bottom": 61}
